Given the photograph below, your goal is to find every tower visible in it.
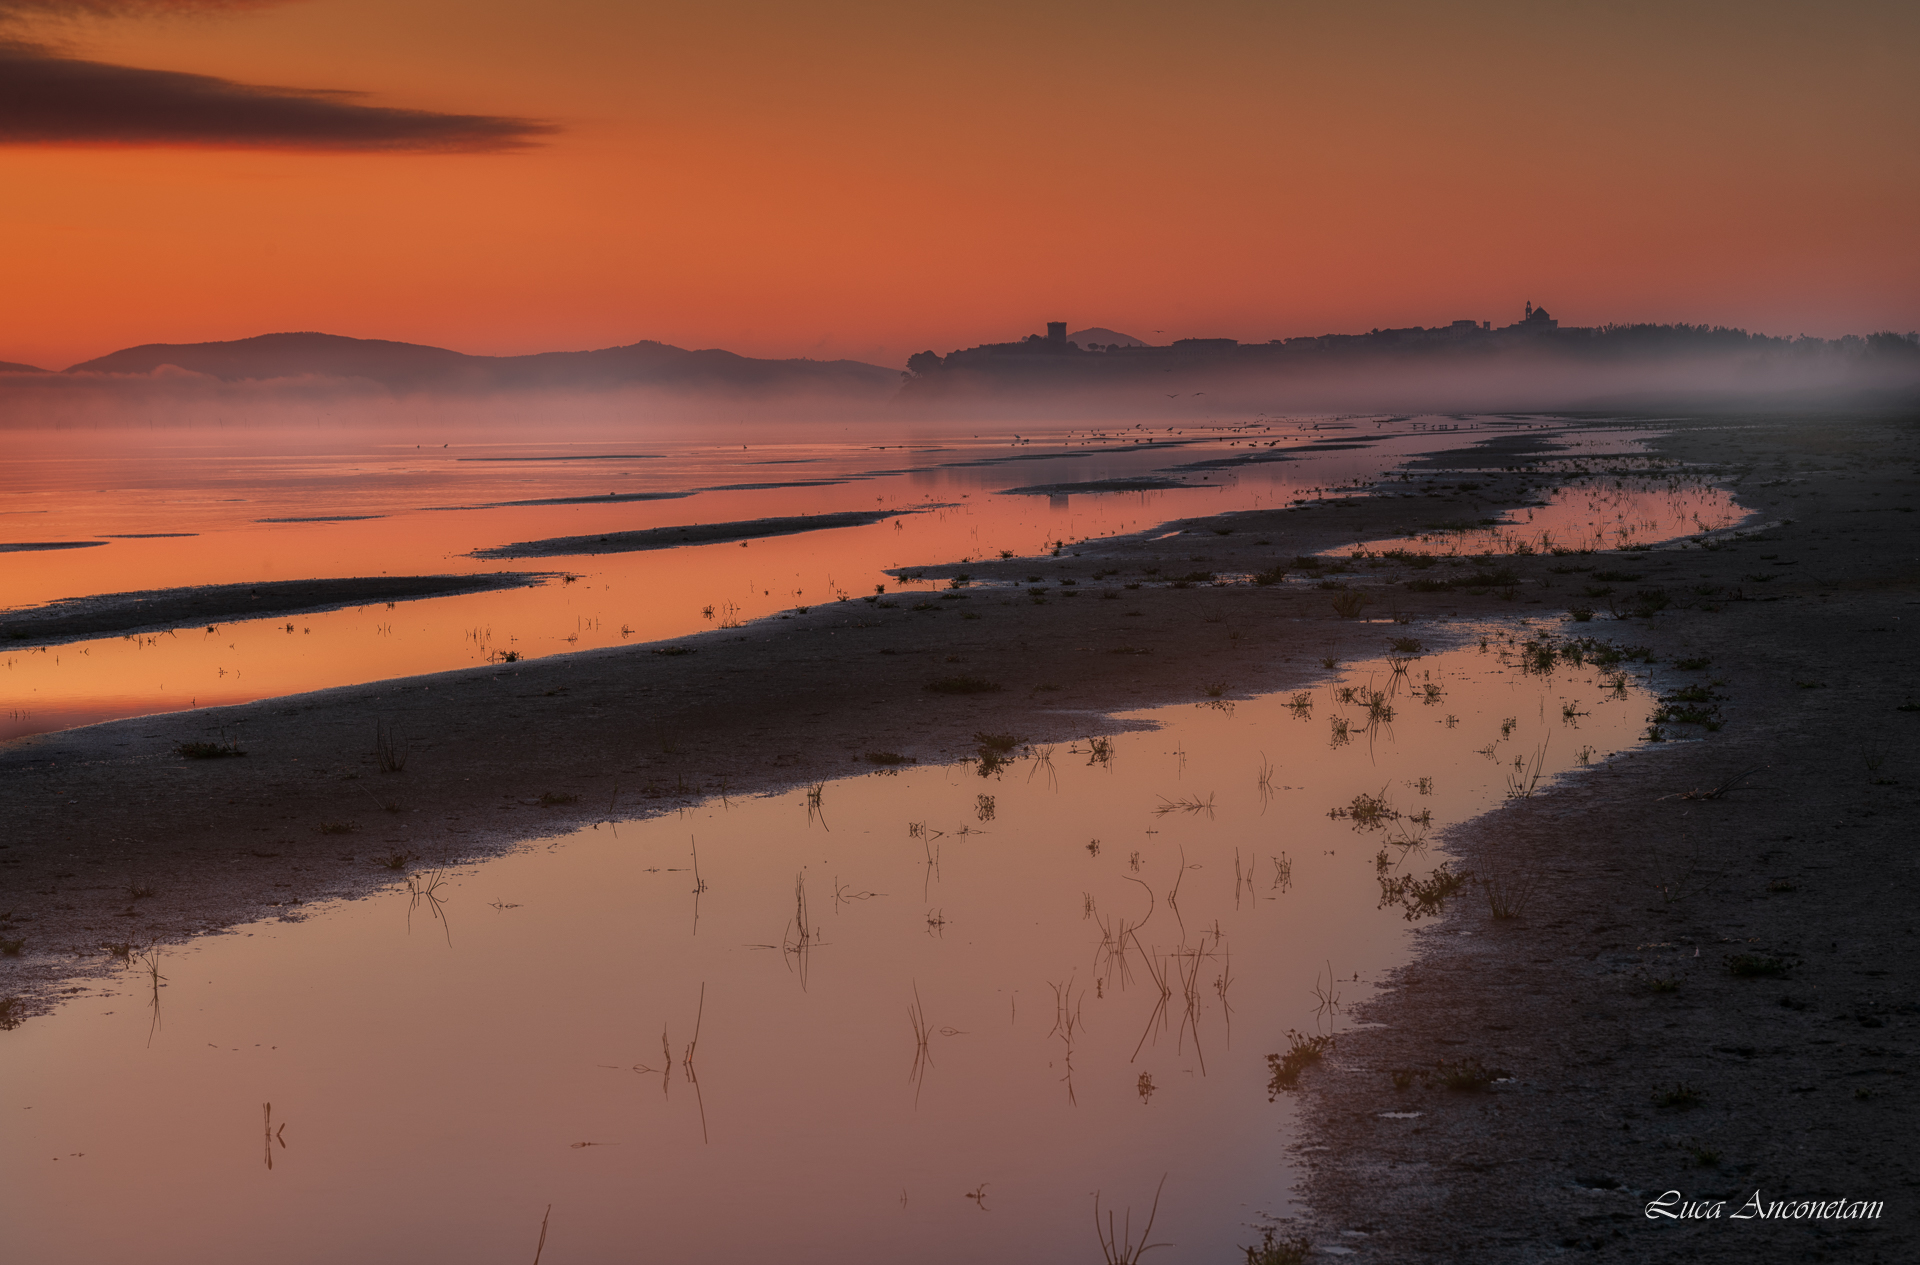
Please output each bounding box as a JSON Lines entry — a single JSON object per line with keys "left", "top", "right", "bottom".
{"left": 1046, "top": 321, "right": 1066, "bottom": 346}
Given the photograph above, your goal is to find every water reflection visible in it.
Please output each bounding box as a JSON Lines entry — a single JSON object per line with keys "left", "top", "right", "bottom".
{"left": 5, "top": 635, "right": 1659, "bottom": 1262}
{"left": 0, "top": 420, "right": 1716, "bottom": 740}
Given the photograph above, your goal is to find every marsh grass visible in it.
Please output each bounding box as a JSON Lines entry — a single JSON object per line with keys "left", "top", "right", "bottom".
{"left": 1479, "top": 869, "right": 1539, "bottom": 919}
{"left": 1329, "top": 591, "right": 1370, "bottom": 618}
{"left": 1669, "top": 763, "right": 1759, "bottom": 804}
{"left": 1265, "top": 1029, "right": 1334, "bottom": 1097}
{"left": 907, "top": 982, "right": 935, "bottom": 1101}
{"left": 0, "top": 937, "right": 23, "bottom": 957}
{"left": 374, "top": 720, "right": 409, "bottom": 773}
{"left": 1240, "top": 1226, "right": 1313, "bottom": 1264}
{"left": 1505, "top": 739, "right": 1550, "bottom": 799}
{"left": 1378, "top": 864, "right": 1470, "bottom": 920}
{"left": 1154, "top": 792, "right": 1216, "bottom": 818}
{"left": 1327, "top": 787, "right": 1399, "bottom": 830}
{"left": 1093, "top": 1175, "right": 1168, "bottom": 1265}
{"left": 319, "top": 821, "right": 359, "bottom": 836}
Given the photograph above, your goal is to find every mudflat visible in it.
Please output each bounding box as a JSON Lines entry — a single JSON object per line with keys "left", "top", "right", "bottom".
{"left": 1, "top": 412, "right": 1914, "bottom": 1262}
{"left": 469, "top": 508, "right": 919, "bottom": 557}
{"left": 0, "top": 573, "right": 555, "bottom": 648}
{"left": 1292, "top": 413, "right": 1919, "bottom": 1262}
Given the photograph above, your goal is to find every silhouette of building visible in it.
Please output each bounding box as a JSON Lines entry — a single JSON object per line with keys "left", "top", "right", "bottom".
{"left": 1046, "top": 321, "right": 1067, "bottom": 346}
{"left": 1521, "top": 301, "right": 1558, "bottom": 330}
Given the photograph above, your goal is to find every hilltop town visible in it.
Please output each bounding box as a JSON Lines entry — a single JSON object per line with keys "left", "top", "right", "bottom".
{"left": 902, "top": 305, "right": 1919, "bottom": 392}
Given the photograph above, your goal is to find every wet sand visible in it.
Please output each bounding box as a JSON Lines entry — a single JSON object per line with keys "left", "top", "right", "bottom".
{"left": 1, "top": 412, "right": 1914, "bottom": 1259}
{"left": 1293, "top": 413, "right": 1919, "bottom": 1262}
{"left": 469, "top": 508, "right": 922, "bottom": 557}
{"left": 0, "top": 573, "right": 556, "bottom": 648}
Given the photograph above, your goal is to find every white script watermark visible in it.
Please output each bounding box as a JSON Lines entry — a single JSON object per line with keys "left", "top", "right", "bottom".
{"left": 1645, "top": 1190, "right": 1884, "bottom": 1222}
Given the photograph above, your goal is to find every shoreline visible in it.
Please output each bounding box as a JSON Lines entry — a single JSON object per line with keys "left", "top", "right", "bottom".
{"left": 1292, "top": 413, "right": 1919, "bottom": 1261}
{"left": 2, "top": 412, "right": 1912, "bottom": 1260}
{"left": 0, "top": 446, "right": 1586, "bottom": 1021}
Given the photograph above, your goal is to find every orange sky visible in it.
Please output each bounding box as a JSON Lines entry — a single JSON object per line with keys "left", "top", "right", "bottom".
{"left": 3, "top": 0, "right": 1916, "bottom": 370}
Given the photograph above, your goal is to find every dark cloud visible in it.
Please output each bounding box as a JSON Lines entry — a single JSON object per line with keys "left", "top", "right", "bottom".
{"left": 0, "top": 41, "right": 556, "bottom": 151}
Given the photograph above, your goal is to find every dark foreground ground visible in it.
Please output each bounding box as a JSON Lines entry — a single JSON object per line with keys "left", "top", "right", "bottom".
{"left": 1, "top": 412, "right": 1915, "bottom": 1262}
{"left": 1291, "top": 414, "right": 1919, "bottom": 1263}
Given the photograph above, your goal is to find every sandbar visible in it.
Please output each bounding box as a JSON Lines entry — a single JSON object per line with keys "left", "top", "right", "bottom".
{"left": 470, "top": 508, "right": 921, "bottom": 558}
{"left": 0, "top": 573, "right": 555, "bottom": 647}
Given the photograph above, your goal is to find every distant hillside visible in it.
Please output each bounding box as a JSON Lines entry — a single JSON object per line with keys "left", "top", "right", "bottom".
{"left": 1067, "top": 327, "right": 1147, "bottom": 348}
{"left": 0, "top": 360, "right": 47, "bottom": 373}
{"left": 64, "top": 331, "right": 901, "bottom": 394}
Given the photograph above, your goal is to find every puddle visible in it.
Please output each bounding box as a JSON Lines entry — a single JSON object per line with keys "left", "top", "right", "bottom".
{"left": 1328, "top": 471, "right": 1745, "bottom": 558}
{"left": 0, "top": 419, "right": 1692, "bottom": 740}
{"left": 1, "top": 635, "right": 1657, "bottom": 1263}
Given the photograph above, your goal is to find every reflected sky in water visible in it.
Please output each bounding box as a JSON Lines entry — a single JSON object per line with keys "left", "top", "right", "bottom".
{"left": 4, "top": 635, "right": 1659, "bottom": 1263}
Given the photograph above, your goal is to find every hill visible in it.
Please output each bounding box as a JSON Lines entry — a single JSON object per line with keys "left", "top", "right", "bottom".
{"left": 63, "top": 331, "right": 900, "bottom": 394}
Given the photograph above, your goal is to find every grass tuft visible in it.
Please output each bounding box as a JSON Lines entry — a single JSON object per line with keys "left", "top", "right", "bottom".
{"left": 1265, "top": 1029, "right": 1334, "bottom": 1097}
{"left": 1241, "top": 1229, "right": 1313, "bottom": 1265}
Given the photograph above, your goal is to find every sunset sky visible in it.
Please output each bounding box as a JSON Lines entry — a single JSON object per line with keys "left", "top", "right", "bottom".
{"left": 3, "top": 0, "right": 1915, "bottom": 371}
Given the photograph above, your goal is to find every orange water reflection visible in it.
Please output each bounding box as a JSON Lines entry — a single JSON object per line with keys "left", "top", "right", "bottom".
{"left": 4, "top": 639, "right": 1655, "bottom": 1262}
{"left": 0, "top": 418, "right": 1722, "bottom": 740}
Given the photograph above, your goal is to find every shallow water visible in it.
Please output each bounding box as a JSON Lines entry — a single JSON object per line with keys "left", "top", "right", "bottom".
{"left": 0, "top": 416, "right": 1733, "bottom": 741}
{"left": 3, "top": 635, "right": 1657, "bottom": 1263}
{"left": 1334, "top": 471, "right": 1745, "bottom": 558}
